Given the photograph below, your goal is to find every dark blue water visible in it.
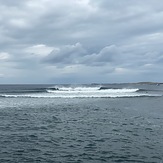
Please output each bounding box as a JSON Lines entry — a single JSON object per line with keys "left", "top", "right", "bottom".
{"left": 0, "top": 84, "right": 163, "bottom": 162}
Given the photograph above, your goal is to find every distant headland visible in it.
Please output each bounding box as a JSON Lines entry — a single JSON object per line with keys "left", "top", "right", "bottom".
{"left": 91, "top": 82, "right": 163, "bottom": 85}
{"left": 136, "top": 82, "right": 163, "bottom": 85}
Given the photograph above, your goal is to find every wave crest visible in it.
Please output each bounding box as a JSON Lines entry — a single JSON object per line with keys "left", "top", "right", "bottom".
{"left": 1, "top": 87, "right": 161, "bottom": 98}
{"left": 46, "top": 87, "right": 139, "bottom": 93}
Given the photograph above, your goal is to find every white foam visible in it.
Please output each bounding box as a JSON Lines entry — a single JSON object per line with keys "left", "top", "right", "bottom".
{"left": 51, "top": 86, "right": 101, "bottom": 91}
{"left": 1, "top": 93, "right": 158, "bottom": 98}
{"left": 45, "top": 88, "right": 147, "bottom": 98}
{"left": 47, "top": 87, "right": 139, "bottom": 93}
{"left": 1, "top": 88, "right": 160, "bottom": 98}
{"left": 48, "top": 89, "right": 140, "bottom": 95}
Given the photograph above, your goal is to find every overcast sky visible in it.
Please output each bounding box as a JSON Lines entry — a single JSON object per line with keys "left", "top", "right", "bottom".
{"left": 0, "top": 0, "right": 163, "bottom": 84}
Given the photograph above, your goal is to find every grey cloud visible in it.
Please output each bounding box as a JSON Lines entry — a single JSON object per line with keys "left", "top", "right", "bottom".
{"left": 1, "top": 0, "right": 163, "bottom": 48}
{"left": 43, "top": 41, "right": 162, "bottom": 70}
{"left": 0, "top": 0, "right": 95, "bottom": 46}
{"left": 89, "top": 0, "right": 163, "bottom": 41}
{"left": 44, "top": 43, "right": 88, "bottom": 65}
{"left": 1, "top": 1, "right": 163, "bottom": 44}
{"left": 43, "top": 44, "right": 120, "bottom": 66}
{"left": 0, "top": 0, "right": 24, "bottom": 6}
{"left": 81, "top": 45, "right": 120, "bottom": 66}
{"left": 1, "top": 0, "right": 163, "bottom": 83}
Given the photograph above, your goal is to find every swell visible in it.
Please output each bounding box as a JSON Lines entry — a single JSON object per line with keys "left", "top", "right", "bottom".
{"left": 0, "top": 88, "right": 46, "bottom": 94}
{"left": 136, "top": 89, "right": 163, "bottom": 92}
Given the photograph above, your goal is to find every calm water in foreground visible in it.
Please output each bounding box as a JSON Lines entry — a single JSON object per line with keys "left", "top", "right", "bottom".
{"left": 0, "top": 84, "right": 163, "bottom": 163}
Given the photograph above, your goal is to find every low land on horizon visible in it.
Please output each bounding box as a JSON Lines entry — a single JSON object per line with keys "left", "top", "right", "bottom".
{"left": 0, "top": 82, "right": 163, "bottom": 85}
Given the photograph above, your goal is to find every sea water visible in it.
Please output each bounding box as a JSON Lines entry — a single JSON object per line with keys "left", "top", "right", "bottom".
{"left": 0, "top": 83, "right": 163, "bottom": 162}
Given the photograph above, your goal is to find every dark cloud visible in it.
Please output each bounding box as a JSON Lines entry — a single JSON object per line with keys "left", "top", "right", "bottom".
{"left": 43, "top": 43, "right": 122, "bottom": 68}
{"left": 44, "top": 43, "right": 87, "bottom": 65}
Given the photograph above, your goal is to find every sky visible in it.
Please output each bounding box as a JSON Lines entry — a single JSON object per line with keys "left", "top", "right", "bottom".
{"left": 0, "top": 0, "right": 163, "bottom": 84}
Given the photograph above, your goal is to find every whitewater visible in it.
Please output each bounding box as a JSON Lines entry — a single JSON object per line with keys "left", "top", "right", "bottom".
{"left": 0, "top": 85, "right": 162, "bottom": 98}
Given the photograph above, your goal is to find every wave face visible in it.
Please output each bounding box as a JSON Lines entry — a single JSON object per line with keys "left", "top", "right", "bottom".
{"left": 0, "top": 84, "right": 162, "bottom": 98}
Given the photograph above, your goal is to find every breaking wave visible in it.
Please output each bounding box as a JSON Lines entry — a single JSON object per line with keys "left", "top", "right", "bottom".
{"left": 46, "top": 86, "right": 101, "bottom": 92}
{"left": 0, "top": 86, "right": 161, "bottom": 98}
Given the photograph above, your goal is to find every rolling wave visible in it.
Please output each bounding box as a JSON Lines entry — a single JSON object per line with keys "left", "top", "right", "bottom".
{"left": 46, "top": 86, "right": 139, "bottom": 92}
{"left": 0, "top": 87, "right": 161, "bottom": 98}
{"left": 47, "top": 86, "right": 101, "bottom": 92}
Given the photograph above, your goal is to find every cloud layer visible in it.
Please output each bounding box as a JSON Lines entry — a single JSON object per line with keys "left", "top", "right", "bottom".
{"left": 0, "top": 0, "right": 163, "bottom": 83}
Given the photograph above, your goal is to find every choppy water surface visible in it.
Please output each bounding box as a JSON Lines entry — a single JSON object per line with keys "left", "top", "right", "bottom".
{"left": 0, "top": 84, "right": 163, "bottom": 162}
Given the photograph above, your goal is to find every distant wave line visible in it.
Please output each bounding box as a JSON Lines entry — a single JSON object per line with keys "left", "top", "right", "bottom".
{"left": 0, "top": 93, "right": 161, "bottom": 99}
{"left": 46, "top": 87, "right": 139, "bottom": 93}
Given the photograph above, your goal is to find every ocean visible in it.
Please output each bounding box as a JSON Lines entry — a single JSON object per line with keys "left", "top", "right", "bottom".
{"left": 0, "top": 83, "right": 163, "bottom": 163}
